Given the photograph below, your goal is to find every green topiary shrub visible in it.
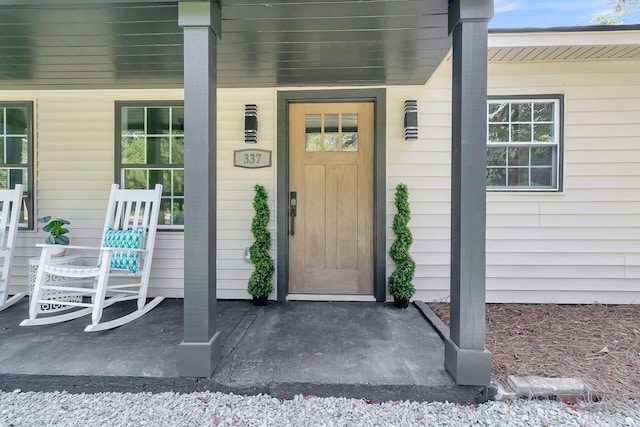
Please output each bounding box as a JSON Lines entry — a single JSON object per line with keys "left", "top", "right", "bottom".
{"left": 388, "top": 183, "right": 416, "bottom": 302}
{"left": 247, "top": 184, "right": 274, "bottom": 298}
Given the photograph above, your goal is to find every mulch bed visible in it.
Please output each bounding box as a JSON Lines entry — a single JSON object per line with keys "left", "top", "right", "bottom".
{"left": 428, "top": 303, "right": 640, "bottom": 403}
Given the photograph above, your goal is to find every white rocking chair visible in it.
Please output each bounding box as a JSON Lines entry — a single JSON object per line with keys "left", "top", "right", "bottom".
{"left": 21, "top": 184, "right": 164, "bottom": 332}
{"left": 0, "top": 184, "right": 24, "bottom": 311}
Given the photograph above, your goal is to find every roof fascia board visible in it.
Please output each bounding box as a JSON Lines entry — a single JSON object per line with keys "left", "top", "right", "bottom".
{"left": 489, "top": 28, "right": 640, "bottom": 48}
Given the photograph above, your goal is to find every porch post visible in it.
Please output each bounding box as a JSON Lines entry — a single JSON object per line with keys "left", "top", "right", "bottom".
{"left": 446, "top": 0, "right": 493, "bottom": 386}
{"left": 177, "top": 1, "right": 222, "bottom": 377}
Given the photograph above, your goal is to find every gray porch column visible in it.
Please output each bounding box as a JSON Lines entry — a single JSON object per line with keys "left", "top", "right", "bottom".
{"left": 177, "top": 1, "right": 222, "bottom": 377}
{"left": 445, "top": 0, "right": 493, "bottom": 386}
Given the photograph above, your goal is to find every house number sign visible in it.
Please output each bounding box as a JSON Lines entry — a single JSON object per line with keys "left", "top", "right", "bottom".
{"left": 233, "top": 149, "right": 272, "bottom": 169}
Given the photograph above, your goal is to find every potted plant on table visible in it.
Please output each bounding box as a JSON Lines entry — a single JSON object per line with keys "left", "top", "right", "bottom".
{"left": 247, "top": 184, "right": 274, "bottom": 306}
{"left": 388, "top": 183, "right": 416, "bottom": 308}
{"left": 37, "top": 216, "right": 70, "bottom": 257}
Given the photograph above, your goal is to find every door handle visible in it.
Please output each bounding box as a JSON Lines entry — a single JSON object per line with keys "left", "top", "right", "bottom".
{"left": 289, "top": 191, "right": 297, "bottom": 236}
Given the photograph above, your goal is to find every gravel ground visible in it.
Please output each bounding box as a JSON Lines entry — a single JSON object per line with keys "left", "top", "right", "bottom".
{"left": 1, "top": 390, "right": 639, "bottom": 427}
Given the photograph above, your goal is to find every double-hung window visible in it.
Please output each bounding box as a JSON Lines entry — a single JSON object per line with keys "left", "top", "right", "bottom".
{"left": 0, "top": 102, "right": 33, "bottom": 228}
{"left": 115, "top": 101, "right": 184, "bottom": 229}
{"left": 487, "top": 96, "right": 562, "bottom": 191}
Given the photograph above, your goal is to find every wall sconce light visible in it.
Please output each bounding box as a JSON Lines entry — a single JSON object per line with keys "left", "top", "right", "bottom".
{"left": 245, "top": 104, "right": 258, "bottom": 143}
{"left": 404, "top": 100, "right": 418, "bottom": 140}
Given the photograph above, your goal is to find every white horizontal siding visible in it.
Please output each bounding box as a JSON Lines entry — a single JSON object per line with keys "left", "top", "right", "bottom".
{"left": 215, "top": 88, "right": 277, "bottom": 300}
{"left": 3, "top": 46, "right": 639, "bottom": 306}
{"left": 0, "top": 89, "right": 184, "bottom": 298}
{"left": 0, "top": 87, "right": 278, "bottom": 300}
{"left": 386, "top": 66, "right": 453, "bottom": 300}
{"left": 399, "top": 57, "right": 640, "bottom": 304}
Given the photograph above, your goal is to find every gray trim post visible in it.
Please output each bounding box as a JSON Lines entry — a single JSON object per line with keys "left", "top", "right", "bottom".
{"left": 177, "top": 0, "right": 222, "bottom": 377}
{"left": 445, "top": 0, "right": 493, "bottom": 386}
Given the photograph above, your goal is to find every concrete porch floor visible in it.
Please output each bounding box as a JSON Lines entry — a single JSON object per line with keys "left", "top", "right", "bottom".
{"left": 0, "top": 298, "right": 491, "bottom": 403}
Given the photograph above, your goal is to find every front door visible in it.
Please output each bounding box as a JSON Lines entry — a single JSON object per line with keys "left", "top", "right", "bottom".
{"left": 289, "top": 102, "right": 374, "bottom": 295}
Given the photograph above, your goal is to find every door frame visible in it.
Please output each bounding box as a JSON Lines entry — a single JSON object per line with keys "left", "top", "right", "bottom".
{"left": 276, "top": 89, "right": 387, "bottom": 302}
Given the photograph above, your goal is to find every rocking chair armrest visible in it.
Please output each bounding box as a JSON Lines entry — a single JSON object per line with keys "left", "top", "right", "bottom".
{"left": 35, "top": 244, "right": 148, "bottom": 253}
{"left": 36, "top": 243, "right": 100, "bottom": 251}
{"left": 99, "top": 246, "right": 148, "bottom": 253}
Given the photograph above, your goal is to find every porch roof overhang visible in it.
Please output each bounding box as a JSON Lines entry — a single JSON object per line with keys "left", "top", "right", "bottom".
{"left": 488, "top": 25, "right": 640, "bottom": 62}
{"left": 0, "top": 0, "right": 451, "bottom": 90}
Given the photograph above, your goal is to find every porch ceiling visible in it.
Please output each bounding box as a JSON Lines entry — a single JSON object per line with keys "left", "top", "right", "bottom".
{"left": 0, "top": 0, "right": 451, "bottom": 90}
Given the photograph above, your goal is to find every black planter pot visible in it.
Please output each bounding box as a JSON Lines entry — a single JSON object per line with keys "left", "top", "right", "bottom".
{"left": 252, "top": 295, "right": 268, "bottom": 306}
{"left": 393, "top": 298, "right": 410, "bottom": 309}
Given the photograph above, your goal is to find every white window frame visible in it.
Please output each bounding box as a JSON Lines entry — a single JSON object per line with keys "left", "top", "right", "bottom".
{"left": 486, "top": 95, "right": 563, "bottom": 192}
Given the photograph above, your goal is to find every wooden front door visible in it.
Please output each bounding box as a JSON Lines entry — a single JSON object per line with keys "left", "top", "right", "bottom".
{"left": 289, "top": 102, "right": 374, "bottom": 295}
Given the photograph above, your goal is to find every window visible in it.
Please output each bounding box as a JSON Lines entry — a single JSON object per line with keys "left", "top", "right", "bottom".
{"left": 487, "top": 96, "right": 562, "bottom": 191}
{"left": 115, "top": 102, "right": 184, "bottom": 229}
{"left": 305, "top": 113, "right": 358, "bottom": 152}
{"left": 0, "top": 102, "right": 33, "bottom": 228}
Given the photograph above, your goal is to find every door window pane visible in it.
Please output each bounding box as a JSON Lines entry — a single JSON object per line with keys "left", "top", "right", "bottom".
{"left": 305, "top": 111, "right": 360, "bottom": 153}
{"left": 324, "top": 114, "right": 339, "bottom": 151}
{"left": 305, "top": 114, "right": 322, "bottom": 152}
{"left": 341, "top": 114, "right": 358, "bottom": 151}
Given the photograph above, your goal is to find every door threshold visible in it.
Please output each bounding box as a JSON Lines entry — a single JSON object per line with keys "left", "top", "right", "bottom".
{"left": 286, "top": 294, "right": 376, "bottom": 302}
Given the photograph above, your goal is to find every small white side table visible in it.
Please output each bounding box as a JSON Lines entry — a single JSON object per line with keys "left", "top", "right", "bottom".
{"left": 29, "top": 254, "right": 82, "bottom": 312}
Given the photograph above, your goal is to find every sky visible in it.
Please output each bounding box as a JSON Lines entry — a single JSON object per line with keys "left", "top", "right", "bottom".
{"left": 490, "top": 0, "right": 640, "bottom": 28}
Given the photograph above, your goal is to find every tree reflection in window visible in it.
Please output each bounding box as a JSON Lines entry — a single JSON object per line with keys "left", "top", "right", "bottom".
{"left": 119, "top": 104, "right": 184, "bottom": 227}
{"left": 487, "top": 98, "right": 559, "bottom": 190}
{"left": 0, "top": 103, "right": 32, "bottom": 227}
